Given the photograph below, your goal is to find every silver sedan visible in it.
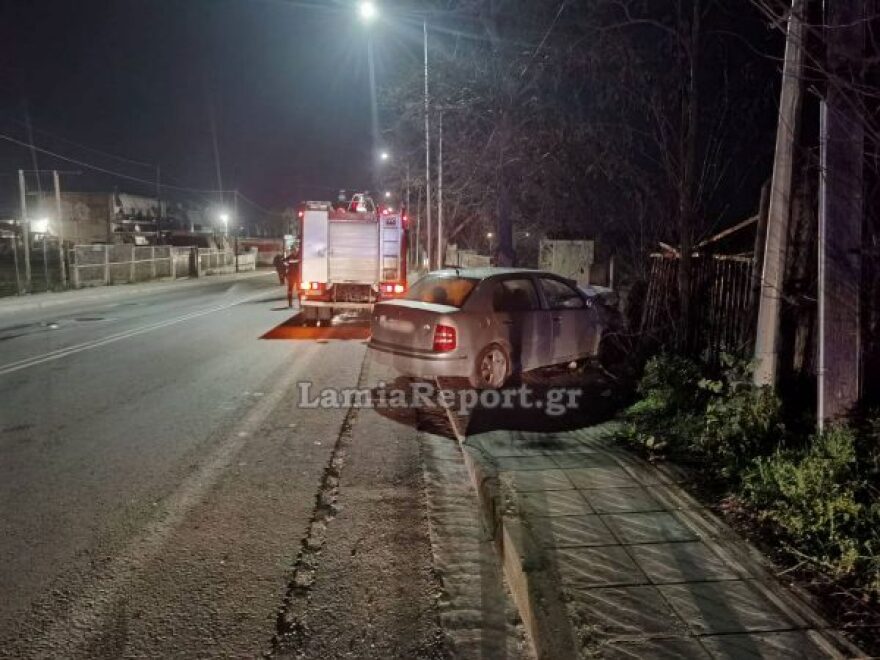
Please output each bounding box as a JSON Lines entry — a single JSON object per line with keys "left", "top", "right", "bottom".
{"left": 368, "top": 267, "right": 605, "bottom": 388}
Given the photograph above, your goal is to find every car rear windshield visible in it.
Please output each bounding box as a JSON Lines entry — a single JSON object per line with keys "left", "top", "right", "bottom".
{"left": 406, "top": 276, "right": 477, "bottom": 308}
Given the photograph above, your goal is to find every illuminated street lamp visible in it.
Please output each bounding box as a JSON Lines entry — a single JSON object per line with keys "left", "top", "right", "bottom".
{"left": 384, "top": 191, "right": 392, "bottom": 199}
{"left": 380, "top": 151, "right": 390, "bottom": 161}
{"left": 219, "top": 212, "right": 230, "bottom": 236}
{"left": 32, "top": 218, "right": 50, "bottom": 235}
{"left": 359, "top": 1, "right": 377, "bottom": 23}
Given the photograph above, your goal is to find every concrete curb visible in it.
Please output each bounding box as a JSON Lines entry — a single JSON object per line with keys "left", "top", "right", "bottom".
{"left": 439, "top": 401, "right": 866, "bottom": 659}
{"left": 0, "top": 270, "right": 273, "bottom": 316}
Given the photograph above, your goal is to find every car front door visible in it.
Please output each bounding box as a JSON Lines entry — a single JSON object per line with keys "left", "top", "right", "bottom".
{"left": 537, "top": 276, "right": 597, "bottom": 364}
{"left": 489, "top": 277, "right": 548, "bottom": 371}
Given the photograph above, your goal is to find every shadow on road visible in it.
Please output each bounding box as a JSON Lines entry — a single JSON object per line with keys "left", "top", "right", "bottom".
{"left": 260, "top": 310, "right": 371, "bottom": 341}
{"left": 370, "top": 366, "right": 626, "bottom": 441}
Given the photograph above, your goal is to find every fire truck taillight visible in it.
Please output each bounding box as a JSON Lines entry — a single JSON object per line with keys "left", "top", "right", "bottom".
{"left": 381, "top": 283, "right": 406, "bottom": 295}
{"left": 300, "top": 281, "right": 324, "bottom": 292}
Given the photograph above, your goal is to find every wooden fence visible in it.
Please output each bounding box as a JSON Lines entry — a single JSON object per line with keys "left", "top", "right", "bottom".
{"left": 642, "top": 254, "right": 756, "bottom": 360}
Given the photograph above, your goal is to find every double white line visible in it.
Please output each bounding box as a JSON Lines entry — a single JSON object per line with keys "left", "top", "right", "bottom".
{"left": 0, "top": 291, "right": 269, "bottom": 377}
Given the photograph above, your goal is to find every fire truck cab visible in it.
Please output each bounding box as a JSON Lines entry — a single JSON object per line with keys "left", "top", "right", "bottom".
{"left": 297, "top": 193, "right": 407, "bottom": 323}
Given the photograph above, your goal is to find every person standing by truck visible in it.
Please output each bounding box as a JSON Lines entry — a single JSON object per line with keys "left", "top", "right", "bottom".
{"left": 285, "top": 254, "right": 299, "bottom": 308}
{"left": 273, "top": 253, "right": 286, "bottom": 285}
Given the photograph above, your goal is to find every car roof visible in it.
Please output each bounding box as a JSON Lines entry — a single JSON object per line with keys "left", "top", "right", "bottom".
{"left": 426, "top": 267, "right": 559, "bottom": 281}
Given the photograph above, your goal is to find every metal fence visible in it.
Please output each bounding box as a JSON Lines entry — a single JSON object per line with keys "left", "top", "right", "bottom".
{"left": 1, "top": 242, "right": 260, "bottom": 296}
{"left": 69, "top": 245, "right": 256, "bottom": 288}
{"left": 71, "top": 245, "right": 175, "bottom": 288}
{"left": 642, "top": 254, "right": 756, "bottom": 360}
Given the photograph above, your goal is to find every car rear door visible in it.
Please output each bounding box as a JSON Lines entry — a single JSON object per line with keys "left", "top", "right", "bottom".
{"left": 537, "top": 276, "right": 598, "bottom": 364}
{"left": 486, "top": 277, "right": 551, "bottom": 371}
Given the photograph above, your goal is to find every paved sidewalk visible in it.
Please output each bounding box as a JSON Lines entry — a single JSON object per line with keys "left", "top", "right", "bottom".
{"left": 460, "top": 423, "right": 864, "bottom": 659}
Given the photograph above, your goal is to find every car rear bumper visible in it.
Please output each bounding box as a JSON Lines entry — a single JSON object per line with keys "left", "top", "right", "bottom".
{"left": 368, "top": 340, "right": 471, "bottom": 378}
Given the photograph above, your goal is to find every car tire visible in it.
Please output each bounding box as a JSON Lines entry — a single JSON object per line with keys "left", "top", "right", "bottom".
{"left": 469, "top": 344, "right": 511, "bottom": 389}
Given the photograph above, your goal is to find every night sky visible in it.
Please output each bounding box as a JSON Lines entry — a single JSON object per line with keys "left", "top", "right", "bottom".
{"left": 0, "top": 0, "right": 409, "bottom": 214}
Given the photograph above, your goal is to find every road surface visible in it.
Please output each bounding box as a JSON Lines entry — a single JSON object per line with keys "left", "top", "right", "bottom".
{"left": 0, "top": 275, "right": 452, "bottom": 658}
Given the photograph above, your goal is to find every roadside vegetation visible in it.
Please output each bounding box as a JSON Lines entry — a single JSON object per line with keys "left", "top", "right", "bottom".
{"left": 617, "top": 353, "right": 880, "bottom": 650}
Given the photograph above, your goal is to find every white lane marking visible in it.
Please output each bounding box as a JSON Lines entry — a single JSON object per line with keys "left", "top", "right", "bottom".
{"left": 0, "top": 289, "right": 272, "bottom": 377}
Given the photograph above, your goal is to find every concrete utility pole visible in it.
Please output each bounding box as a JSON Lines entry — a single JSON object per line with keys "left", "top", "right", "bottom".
{"left": 18, "top": 170, "right": 31, "bottom": 294}
{"left": 234, "top": 190, "right": 240, "bottom": 273}
{"left": 753, "top": 0, "right": 806, "bottom": 386}
{"left": 424, "top": 19, "right": 433, "bottom": 271}
{"left": 437, "top": 110, "right": 444, "bottom": 269}
{"left": 817, "top": 0, "right": 866, "bottom": 425}
{"left": 53, "top": 170, "right": 67, "bottom": 288}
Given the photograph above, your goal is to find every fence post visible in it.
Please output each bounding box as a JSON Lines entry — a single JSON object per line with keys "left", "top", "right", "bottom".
{"left": 71, "top": 247, "right": 79, "bottom": 289}
{"left": 169, "top": 248, "right": 176, "bottom": 280}
{"left": 129, "top": 245, "right": 136, "bottom": 282}
{"left": 104, "top": 246, "right": 110, "bottom": 285}
{"left": 150, "top": 246, "right": 156, "bottom": 280}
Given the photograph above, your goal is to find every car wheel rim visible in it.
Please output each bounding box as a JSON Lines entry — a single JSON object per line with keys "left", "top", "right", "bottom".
{"left": 480, "top": 349, "right": 507, "bottom": 387}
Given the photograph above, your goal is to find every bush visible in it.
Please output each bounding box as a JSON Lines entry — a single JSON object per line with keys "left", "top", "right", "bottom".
{"left": 697, "top": 354, "right": 783, "bottom": 478}
{"left": 621, "top": 353, "right": 782, "bottom": 473}
{"left": 742, "top": 425, "right": 880, "bottom": 587}
{"left": 621, "top": 354, "right": 704, "bottom": 456}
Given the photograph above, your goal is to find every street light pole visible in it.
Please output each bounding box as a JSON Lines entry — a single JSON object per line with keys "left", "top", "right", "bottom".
{"left": 18, "top": 169, "right": 31, "bottom": 294}
{"left": 424, "top": 19, "right": 432, "bottom": 271}
{"left": 437, "top": 110, "right": 443, "bottom": 268}
{"left": 53, "top": 170, "right": 67, "bottom": 288}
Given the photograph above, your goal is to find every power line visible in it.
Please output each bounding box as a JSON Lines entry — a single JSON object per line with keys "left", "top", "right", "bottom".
{"left": 0, "top": 132, "right": 223, "bottom": 194}
{"left": 0, "top": 111, "right": 155, "bottom": 169}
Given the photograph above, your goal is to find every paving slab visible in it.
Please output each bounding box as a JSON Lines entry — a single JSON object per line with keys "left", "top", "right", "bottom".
{"left": 581, "top": 486, "right": 666, "bottom": 514}
{"left": 602, "top": 511, "right": 700, "bottom": 544}
{"left": 699, "top": 630, "right": 845, "bottom": 659}
{"left": 518, "top": 490, "right": 593, "bottom": 517}
{"left": 555, "top": 546, "right": 646, "bottom": 588}
{"left": 528, "top": 514, "right": 617, "bottom": 549}
{"left": 597, "top": 637, "right": 710, "bottom": 659}
{"left": 629, "top": 541, "right": 745, "bottom": 584}
{"left": 659, "top": 580, "right": 801, "bottom": 635}
{"left": 565, "top": 585, "right": 690, "bottom": 638}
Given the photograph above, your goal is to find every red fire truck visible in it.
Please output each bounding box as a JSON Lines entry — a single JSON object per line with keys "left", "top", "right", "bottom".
{"left": 297, "top": 193, "right": 408, "bottom": 323}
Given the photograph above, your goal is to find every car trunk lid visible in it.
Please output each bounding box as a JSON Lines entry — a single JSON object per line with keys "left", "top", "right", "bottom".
{"left": 370, "top": 300, "right": 458, "bottom": 352}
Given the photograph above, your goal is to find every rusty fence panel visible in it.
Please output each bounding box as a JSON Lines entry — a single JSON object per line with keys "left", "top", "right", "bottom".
{"left": 642, "top": 254, "right": 755, "bottom": 360}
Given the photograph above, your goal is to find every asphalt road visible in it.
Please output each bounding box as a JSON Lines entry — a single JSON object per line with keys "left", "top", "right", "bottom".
{"left": 0, "top": 274, "right": 447, "bottom": 658}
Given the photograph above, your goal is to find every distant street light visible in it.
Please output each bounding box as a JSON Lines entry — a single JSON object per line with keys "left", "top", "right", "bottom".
{"left": 380, "top": 151, "right": 390, "bottom": 161}
{"left": 385, "top": 191, "right": 392, "bottom": 199}
{"left": 487, "top": 232, "right": 494, "bottom": 238}
{"left": 32, "top": 218, "right": 50, "bottom": 235}
{"left": 219, "top": 212, "right": 230, "bottom": 236}
{"left": 359, "top": 1, "right": 378, "bottom": 23}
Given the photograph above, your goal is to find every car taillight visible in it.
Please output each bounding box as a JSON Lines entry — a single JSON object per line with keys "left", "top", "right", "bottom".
{"left": 432, "top": 324, "right": 457, "bottom": 353}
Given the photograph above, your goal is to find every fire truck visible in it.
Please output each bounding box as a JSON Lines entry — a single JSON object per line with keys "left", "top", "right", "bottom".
{"left": 297, "top": 193, "right": 408, "bottom": 323}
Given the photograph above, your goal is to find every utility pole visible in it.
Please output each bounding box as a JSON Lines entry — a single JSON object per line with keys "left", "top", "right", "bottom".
{"left": 18, "top": 170, "right": 31, "bottom": 294}
{"left": 753, "top": 0, "right": 806, "bottom": 386}
{"left": 817, "top": 0, "right": 865, "bottom": 425}
{"left": 155, "top": 165, "right": 163, "bottom": 245}
{"left": 437, "top": 110, "right": 444, "bottom": 269}
{"left": 53, "top": 170, "right": 67, "bottom": 288}
{"left": 234, "top": 190, "right": 240, "bottom": 273}
{"left": 424, "top": 19, "right": 433, "bottom": 271}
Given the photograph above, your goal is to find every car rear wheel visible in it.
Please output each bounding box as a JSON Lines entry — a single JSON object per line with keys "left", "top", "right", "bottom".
{"left": 469, "top": 344, "right": 510, "bottom": 389}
